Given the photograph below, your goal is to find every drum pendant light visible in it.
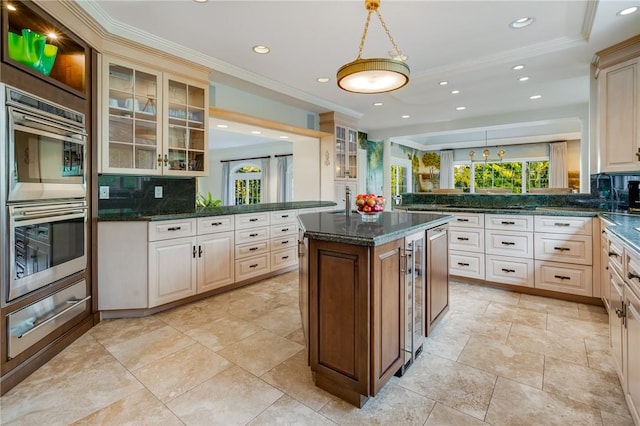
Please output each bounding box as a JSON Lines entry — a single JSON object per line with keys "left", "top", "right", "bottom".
{"left": 337, "top": 0, "right": 410, "bottom": 94}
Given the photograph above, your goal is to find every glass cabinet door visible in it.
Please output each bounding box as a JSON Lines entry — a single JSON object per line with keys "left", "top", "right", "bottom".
{"left": 165, "top": 79, "right": 207, "bottom": 175}
{"left": 335, "top": 125, "right": 346, "bottom": 178}
{"left": 347, "top": 128, "right": 358, "bottom": 179}
{"left": 104, "top": 61, "right": 160, "bottom": 173}
{"left": 334, "top": 125, "right": 357, "bottom": 180}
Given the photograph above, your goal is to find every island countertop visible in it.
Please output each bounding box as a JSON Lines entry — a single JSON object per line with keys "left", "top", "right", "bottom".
{"left": 298, "top": 211, "right": 452, "bottom": 246}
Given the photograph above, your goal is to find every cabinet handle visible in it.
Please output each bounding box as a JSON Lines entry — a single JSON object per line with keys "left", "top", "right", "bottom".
{"left": 636, "top": 148, "right": 640, "bottom": 161}
{"left": 281, "top": 228, "right": 289, "bottom": 232}
{"left": 615, "top": 307, "right": 626, "bottom": 318}
{"left": 281, "top": 240, "right": 289, "bottom": 245}
{"left": 457, "top": 237, "right": 469, "bottom": 241}
{"left": 198, "top": 246, "right": 203, "bottom": 257}
{"left": 212, "top": 222, "right": 222, "bottom": 226}
{"left": 163, "top": 154, "right": 168, "bottom": 165}
{"left": 457, "top": 262, "right": 469, "bottom": 266}
{"left": 400, "top": 253, "right": 407, "bottom": 273}
{"left": 249, "top": 263, "right": 258, "bottom": 268}
{"left": 501, "top": 221, "right": 515, "bottom": 225}
{"left": 249, "top": 218, "right": 259, "bottom": 222}
{"left": 501, "top": 241, "right": 515, "bottom": 246}
{"left": 157, "top": 154, "right": 163, "bottom": 166}
{"left": 192, "top": 246, "right": 197, "bottom": 258}
{"left": 609, "top": 251, "right": 619, "bottom": 257}
{"left": 249, "top": 247, "right": 259, "bottom": 251}
{"left": 281, "top": 215, "right": 289, "bottom": 218}
{"left": 167, "top": 226, "right": 182, "bottom": 231}
{"left": 628, "top": 271, "right": 640, "bottom": 281}
{"left": 554, "top": 275, "right": 571, "bottom": 280}
{"left": 554, "top": 223, "right": 571, "bottom": 227}
{"left": 282, "top": 256, "right": 289, "bottom": 260}
{"left": 249, "top": 233, "right": 259, "bottom": 237}
{"left": 501, "top": 268, "right": 515, "bottom": 273}
{"left": 456, "top": 218, "right": 469, "bottom": 222}
{"left": 553, "top": 247, "right": 570, "bottom": 252}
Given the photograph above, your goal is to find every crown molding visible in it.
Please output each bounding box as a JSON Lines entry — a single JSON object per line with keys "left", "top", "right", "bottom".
{"left": 581, "top": 0, "right": 599, "bottom": 41}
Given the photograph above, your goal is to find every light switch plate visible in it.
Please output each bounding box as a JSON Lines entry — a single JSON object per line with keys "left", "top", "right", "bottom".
{"left": 99, "top": 186, "right": 109, "bottom": 199}
{"left": 154, "top": 186, "right": 163, "bottom": 198}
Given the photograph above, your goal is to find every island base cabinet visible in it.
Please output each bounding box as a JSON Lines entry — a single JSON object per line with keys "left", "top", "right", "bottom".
{"left": 427, "top": 226, "right": 449, "bottom": 335}
{"left": 148, "top": 237, "right": 197, "bottom": 308}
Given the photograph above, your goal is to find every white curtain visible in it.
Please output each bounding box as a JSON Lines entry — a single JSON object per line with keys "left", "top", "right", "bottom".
{"left": 277, "top": 156, "right": 292, "bottom": 202}
{"left": 221, "top": 161, "right": 231, "bottom": 205}
{"left": 549, "top": 142, "right": 568, "bottom": 188}
{"left": 261, "top": 157, "right": 271, "bottom": 203}
{"left": 439, "top": 150, "right": 454, "bottom": 188}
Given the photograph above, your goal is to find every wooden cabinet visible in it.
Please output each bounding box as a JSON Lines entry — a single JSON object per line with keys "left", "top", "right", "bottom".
{"left": 100, "top": 56, "right": 208, "bottom": 176}
{"left": 625, "top": 278, "right": 640, "bottom": 424}
{"left": 426, "top": 225, "right": 449, "bottom": 335}
{"left": 610, "top": 265, "right": 625, "bottom": 379}
{"left": 320, "top": 112, "right": 359, "bottom": 204}
{"left": 595, "top": 35, "right": 640, "bottom": 173}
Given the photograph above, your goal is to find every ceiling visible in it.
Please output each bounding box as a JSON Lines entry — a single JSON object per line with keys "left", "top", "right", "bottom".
{"left": 78, "top": 0, "right": 640, "bottom": 149}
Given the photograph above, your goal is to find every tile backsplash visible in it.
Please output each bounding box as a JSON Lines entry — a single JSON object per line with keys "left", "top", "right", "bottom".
{"left": 98, "top": 175, "right": 196, "bottom": 215}
{"left": 590, "top": 173, "right": 640, "bottom": 210}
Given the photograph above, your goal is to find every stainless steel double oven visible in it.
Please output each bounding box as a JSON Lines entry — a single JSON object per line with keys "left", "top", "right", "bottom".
{"left": 1, "top": 84, "right": 90, "bottom": 360}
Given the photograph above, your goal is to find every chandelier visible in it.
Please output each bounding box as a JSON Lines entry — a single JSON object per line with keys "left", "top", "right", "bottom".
{"left": 469, "top": 131, "right": 505, "bottom": 162}
{"left": 337, "top": 0, "right": 410, "bottom": 94}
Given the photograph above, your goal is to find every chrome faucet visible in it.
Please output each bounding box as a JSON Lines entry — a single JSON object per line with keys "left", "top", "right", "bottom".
{"left": 345, "top": 186, "right": 352, "bottom": 217}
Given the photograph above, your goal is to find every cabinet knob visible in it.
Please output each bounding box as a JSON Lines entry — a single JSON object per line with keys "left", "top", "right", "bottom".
{"left": 636, "top": 148, "right": 640, "bottom": 161}
{"left": 615, "top": 307, "right": 625, "bottom": 318}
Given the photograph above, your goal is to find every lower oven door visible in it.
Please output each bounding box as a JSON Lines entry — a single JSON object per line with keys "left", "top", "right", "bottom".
{"left": 7, "top": 279, "right": 90, "bottom": 359}
{"left": 9, "top": 201, "right": 87, "bottom": 302}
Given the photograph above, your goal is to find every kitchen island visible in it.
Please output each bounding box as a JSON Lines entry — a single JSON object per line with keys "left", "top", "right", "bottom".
{"left": 298, "top": 210, "right": 452, "bottom": 407}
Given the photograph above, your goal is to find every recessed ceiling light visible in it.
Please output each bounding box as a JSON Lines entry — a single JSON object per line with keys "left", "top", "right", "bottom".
{"left": 316, "top": 77, "right": 329, "bottom": 83}
{"left": 193, "top": 0, "right": 208, "bottom": 3}
{"left": 251, "top": 131, "right": 261, "bottom": 135}
{"left": 439, "top": 81, "right": 448, "bottom": 86}
{"left": 451, "top": 90, "right": 460, "bottom": 94}
{"left": 518, "top": 76, "right": 529, "bottom": 82}
{"left": 512, "top": 64, "right": 525, "bottom": 71}
{"left": 6, "top": 4, "right": 16, "bottom": 11}
{"left": 455, "top": 106, "right": 466, "bottom": 111}
{"left": 510, "top": 17, "right": 535, "bottom": 29}
{"left": 252, "top": 45, "right": 270, "bottom": 54}
{"left": 279, "top": 136, "right": 289, "bottom": 139}
{"left": 216, "top": 124, "right": 228, "bottom": 128}
{"left": 529, "top": 95, "right": 542, "bottom": 100}
{"left": 401, "top": 115, "right": 410, "bottom": 119}
{"left": 373, "top": 102, "right": 384, "bottom": 106}
{"left": 46, "top": 32, "right": 58, "bottom": 39}
{"left": 618, "top": 6, "right": 638, "bottom": 15}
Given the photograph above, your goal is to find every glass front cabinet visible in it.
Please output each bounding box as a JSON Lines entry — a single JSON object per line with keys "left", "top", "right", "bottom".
{"left": 100, "top": 56, "right": 208, "bottom": 176}
{"left": 335, "top": 125, "right": 358, "bottom": 180}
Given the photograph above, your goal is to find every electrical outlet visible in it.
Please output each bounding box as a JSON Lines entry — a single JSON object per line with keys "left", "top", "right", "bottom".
{"left": 154, "top": 186, "right": 163, "bottom": 198}
{"left": 99, "top": 186, "right": 109, "bottom": 199}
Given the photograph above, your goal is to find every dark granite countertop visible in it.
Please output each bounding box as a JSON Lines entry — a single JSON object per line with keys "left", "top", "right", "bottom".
{"left": 298, "top": 211, "right": 452, "bottom": 247}
{"left": 600, "top": 213, "right": 640, "bottom": 253}
{"left": 398, "top": 204, "right": 603, "bottom": 217}
{"left": 98, "top": 201, "right": 337, "bottom": 221}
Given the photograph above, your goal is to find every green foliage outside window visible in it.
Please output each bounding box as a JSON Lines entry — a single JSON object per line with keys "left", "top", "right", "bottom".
{"left": 454, "top": 160, "right": 549, "bottom": 193}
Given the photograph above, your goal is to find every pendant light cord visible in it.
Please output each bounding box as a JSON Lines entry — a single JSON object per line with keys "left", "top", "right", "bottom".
{"left": 356, "top": 3, "right": 403, "bottom": 60}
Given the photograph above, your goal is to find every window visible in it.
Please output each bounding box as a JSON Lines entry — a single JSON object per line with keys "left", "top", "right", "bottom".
{"left": 454, "top": 160, "right": 549, "bottom": 193}
{"left": 232, "top": 164, "right": 262, "bottom": 205}
{"left": 390, "top": 158, "right": 412, "bottom": 200}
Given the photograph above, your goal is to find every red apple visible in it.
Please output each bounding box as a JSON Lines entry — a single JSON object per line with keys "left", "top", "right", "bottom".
{"left": 363, "top": 205, "right": 372, "bottom": 213}
{"left": 366, "top": 197, "right": 376, "bottom": 207}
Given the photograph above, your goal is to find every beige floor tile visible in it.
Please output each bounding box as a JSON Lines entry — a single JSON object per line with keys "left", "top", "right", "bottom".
{"left": 507, "top": 323, "right": 588, "bottom": 366}
{"left": 458, "top": 335, "right": 544, "bottom": 388}
{"left": 183, "top": 316, "right": 263, "bottom": 352}
{"left": 485, "top": 377, "right": 603, "bottom": 425}
{"left": 226, "top": 293, "right": 291, "bottom": 322}
{"left": 132, "top": 342, "right": 231, "bottom": 402}
{"left": 473, "top": 285, "right": 523, "bottom": 306}
{"left": 484, "top": 300, "right": 547, "bottom": 329}
{"left": 546, "top": 313, "right": 610, "bottom": 340}
{"left": 578, "top": 308, "right": 609, "bottom": 323}
{"left": 319, "top": 383, "right": 435, "bottom": 426}
{"left": 248, "top": 394, "right": 335, "bottom": 425}
{"left": 396, "top": 354, "right": 496, "bottom": 420}
{"left": 88, "top": 315, "right": 167, "bottom": 347}
{"left": 285, "top": 327, "right": 307, "bottom": 346}
{"left": 252, "top": 303, "right": 303, "bottom": 337}
{"left": 424, "top": 402, "right": 489, "bottom": 426}
{"left": 154, "top": 299, "right": 227, "bottom": 331}
{"left": 421, "top": 325, "right": 470, "bottom": 361}
{"left": 518, "top": 293, "right": 580, "bottom": 318}
{"left": 578, "top": 302, "right": 608, "bottom": 314}
{"left": 448, "top": 296, "right": 492, "bottom": 315}
{"left": 217, "top": 329, "right": 303, "bottom": 376}
{"left": 167, "top": 364, "right": 283, "bottom": 425}
{"left": 71, "top": 388, "right": 183, "bottom": 425}
{"left": 105, "top": 325, "right": 195, "bottom": 370}
{"left": 261, "top": 349, "right": 333, "bottom": 412}
{"left": 543, "top": 356, "right": 632, "bottom": 418}
{"left": 601, "top": 409, "right": 637, "bottom": 426}
{"left": 0, "top": 335, "right": 143, "bottom": 425}
{"left": 436, "top": 310, "right": 512, "bottom": 343}
{"left": 585, "top": 336, "right": 616, "bottom": 374}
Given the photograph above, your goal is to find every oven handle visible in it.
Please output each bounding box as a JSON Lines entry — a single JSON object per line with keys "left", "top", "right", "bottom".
{"left": 17, "top": 296, "right": 91, "bottom": 339}
{"left": 20, "top": 114, "right": 87, "bottom": 137}
{"left": 14, "top": 206, "right": 87, "bottom": 222}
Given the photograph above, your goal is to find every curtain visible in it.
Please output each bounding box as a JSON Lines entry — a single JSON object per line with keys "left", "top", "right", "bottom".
{"left": 439, "top": 150, "right": 454, "bottom": 188}
{"left": 277, "top": 156, "right": 292, "bottom": 202}
{"left": 261, "top": 157, "right": 271, "bottom": 203}
{"left": 549, "top": 142, "right": 568, "bottom": 188}
{"left": 221, "top": 161, "right": 231, "bottom": 205}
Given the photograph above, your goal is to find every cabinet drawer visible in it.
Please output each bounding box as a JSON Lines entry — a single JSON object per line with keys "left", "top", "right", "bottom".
{"left": 235, "top": 254, "right": 270, "bottom": 281}
{"left": 449, "top": 227, "right": 484, "bottom": 252}
{"left": 235, "top": 212, "right": 270, "bottom": 229}
{"left": 534, "top": 215, "right": 592, "bottom": 235}
{"left": 534, "top": 233, "right": 592, "bottom": 265}
{"left": 148, "top": 219, "right": 196, "bottom": 241}
{"left": 270, "top": 234, "right": 297, "bottom": 251}
{"left": 235, "top": 226, "right": 269, "bottom": 244}
{"left": 449, "top": 212, "right": 484, "bottom": 228}
{"left": 270, "top": 223, "right": 298, "bottom": 238}
{"left": 197, "top": 215, "right": 234, "bottom": 234}
{"left": 485, "top": 214, "right": 533, "bottom": 231}
{"left": 606, "top": 233, "right": 624, "bottom": 275}
{"left": 535, "top": 261, "right": 592, "bottom": 297}
{"left": 270, "top": 210, "right": 298, "bottom": 225}
{"left": 450, "top": 250, "right": 485, "bottom": 280}
{"left": 271, "top": 247, "right": 298, "bottom": 270}
{"left": 486, "top": 254, "right": 534, "bottom": 287}
{"left": 626, "top": 247, "right": 640, "bottom": 295}
{"left": 485, "top": 230, "right": 533, "bottom": 258}
{"left": 235, "top": 240, "right": 269, "bottom": 259}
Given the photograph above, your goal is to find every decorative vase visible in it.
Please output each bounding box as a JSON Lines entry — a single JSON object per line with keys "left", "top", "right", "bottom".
{"left": 6, "top": 29, "right": 58, "bottom": 76}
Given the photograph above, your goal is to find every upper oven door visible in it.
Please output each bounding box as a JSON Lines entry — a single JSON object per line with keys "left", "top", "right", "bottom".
{"left": 7, "top": 106, "right": 86, "bottom": 202}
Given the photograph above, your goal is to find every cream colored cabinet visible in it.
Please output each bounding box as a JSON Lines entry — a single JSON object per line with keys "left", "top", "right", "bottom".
{"left": 100, "top": 56, "right": 209, "bottom": 176}
{"left": 148, "top": 219, "right": 198, "bottom": 307}
{"left": 320, "top": 112, "right": 359, "bottom": 204}
{"left": 270, "top": 210, "right": 298, "bottom": 271}
{"left": 449, "top": 212, "right": 485, "bottom": 280}
{"left": 625, "top": 278, "right": 640, "bottom": 425}
{"left": 485, "top": 214, "right": 534, "bottom": 287}
{"left": 196, "top": 216, "right": 235, "bottom": 292}
{"left": 235, "top": 212, "right": 270, "bottom": 281}
{"left": 610, "top": 265, "right": 625, "bottom": 380}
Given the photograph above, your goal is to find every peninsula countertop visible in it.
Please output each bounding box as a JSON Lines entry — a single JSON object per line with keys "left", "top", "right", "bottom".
{"left": 298, "top": 210, "right": 452, "bottom": 246}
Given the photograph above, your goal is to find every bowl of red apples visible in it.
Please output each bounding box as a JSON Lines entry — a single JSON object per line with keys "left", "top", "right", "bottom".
{"left": 355, "top": 193, "right": 385, "bottom": 221}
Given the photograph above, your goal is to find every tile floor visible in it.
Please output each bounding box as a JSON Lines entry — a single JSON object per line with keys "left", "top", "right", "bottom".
{"left": 0, "top": 273, "right": 635, "bottom": 425}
